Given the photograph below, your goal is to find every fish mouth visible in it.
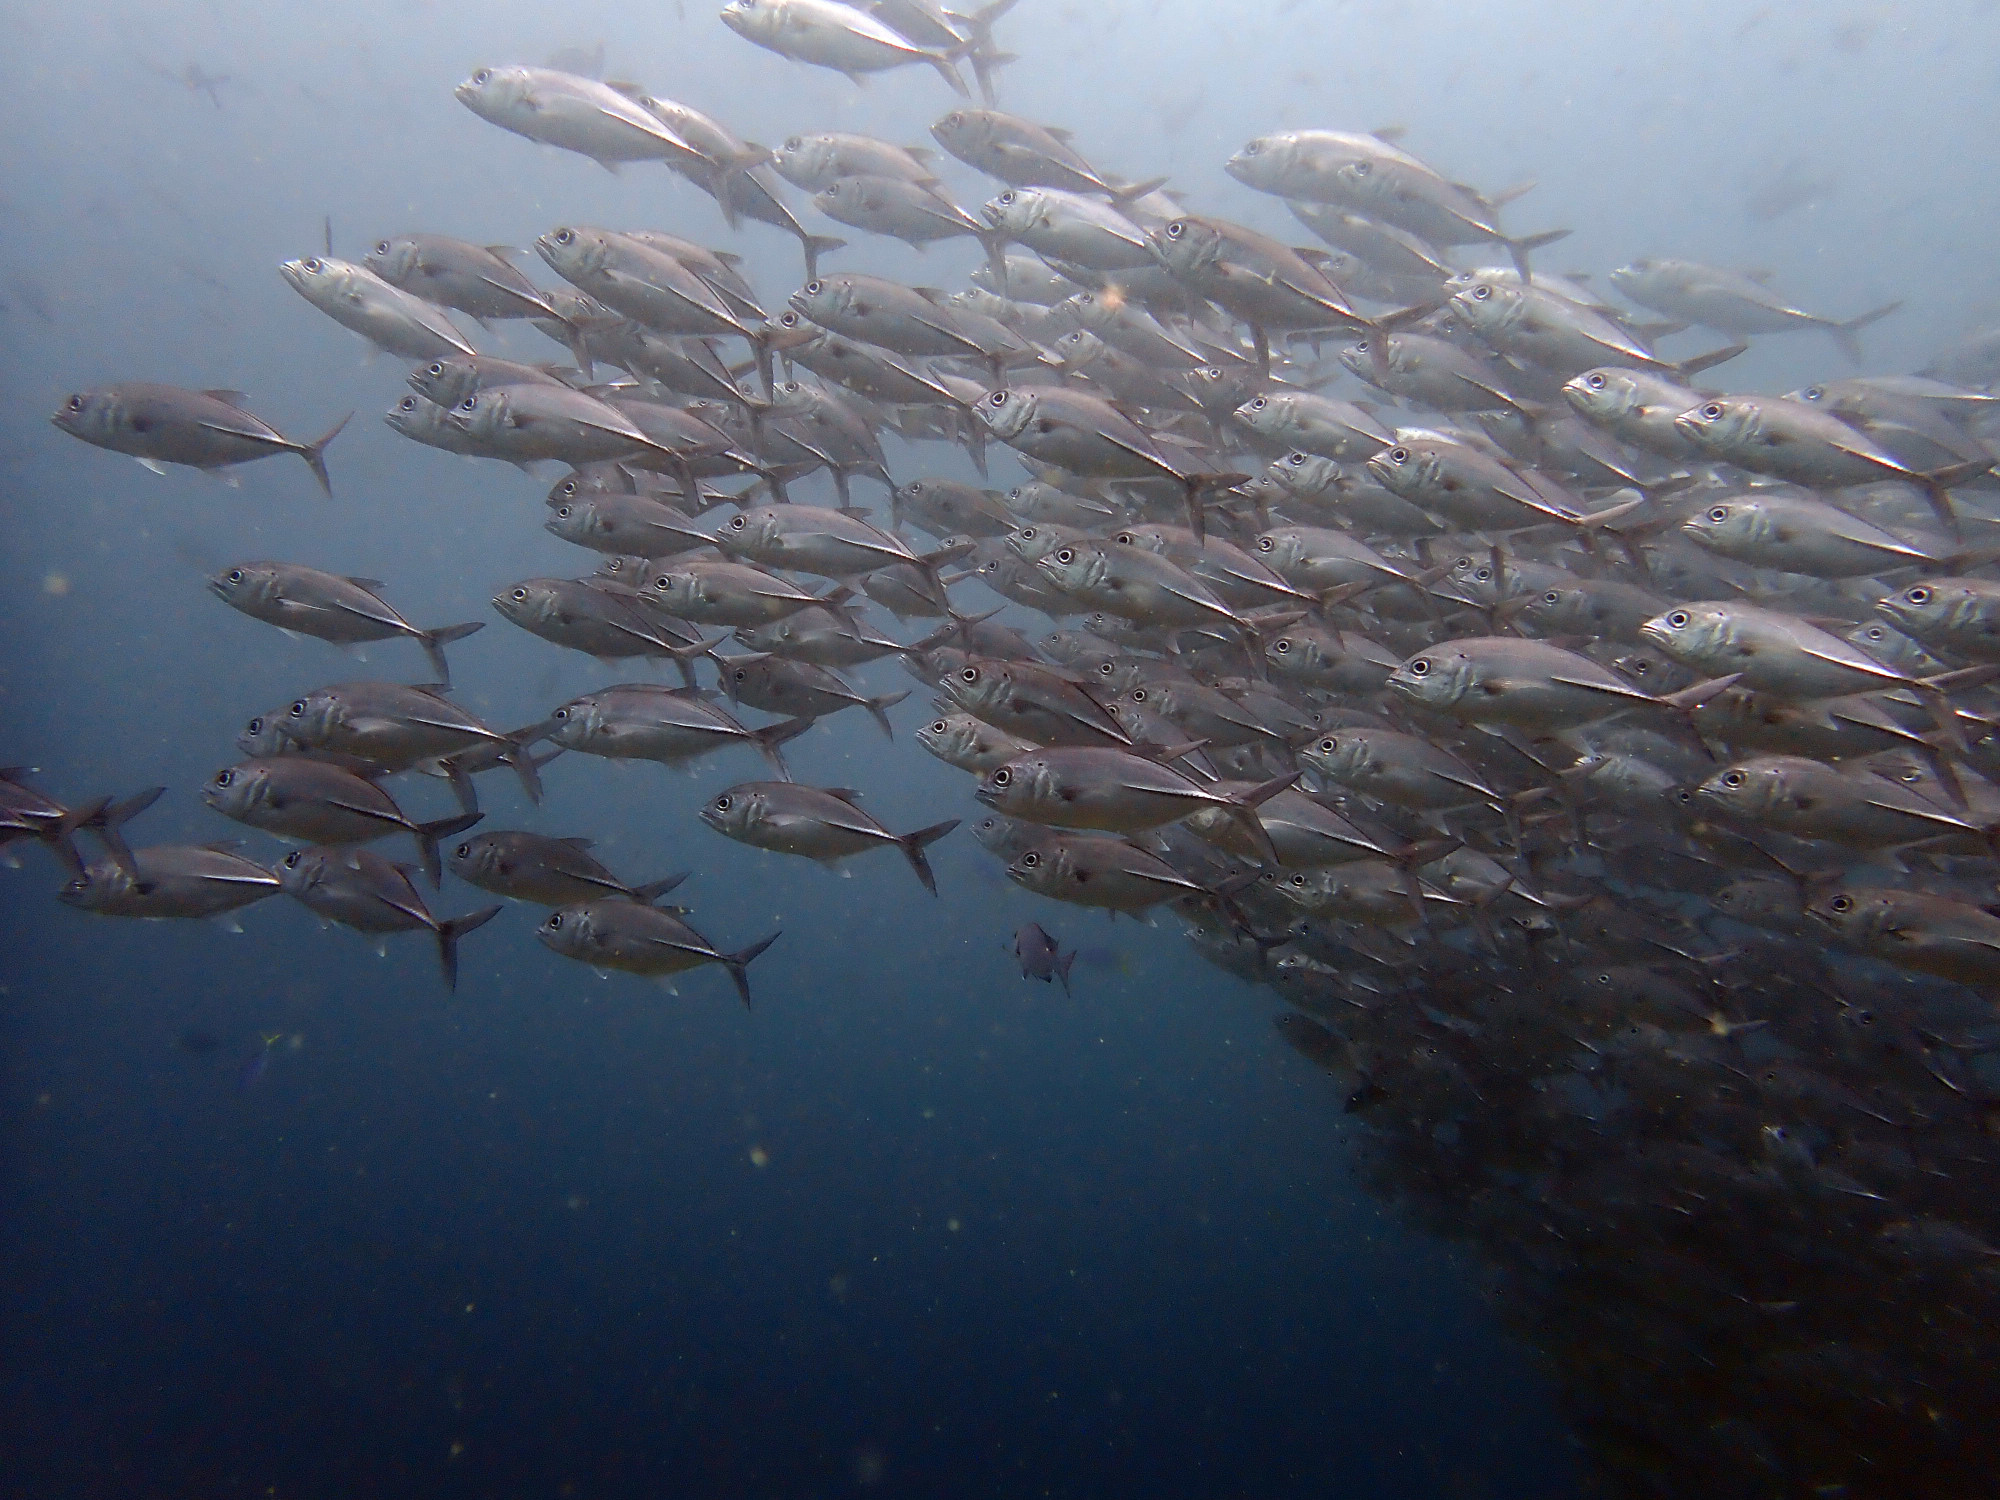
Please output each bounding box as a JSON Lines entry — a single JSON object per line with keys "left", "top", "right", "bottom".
{"left": 972, "top": 787, "right": 1000, "bottom": 808}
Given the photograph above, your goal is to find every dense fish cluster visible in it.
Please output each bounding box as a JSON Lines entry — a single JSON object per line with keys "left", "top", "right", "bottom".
{"left": 30, "top": 2, "right": 2000, "bottom": 1493}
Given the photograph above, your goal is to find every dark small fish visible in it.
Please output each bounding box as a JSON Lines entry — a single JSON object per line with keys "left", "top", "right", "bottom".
{"left": 1013, "top": 922, "right": 1075, "bottom": 995}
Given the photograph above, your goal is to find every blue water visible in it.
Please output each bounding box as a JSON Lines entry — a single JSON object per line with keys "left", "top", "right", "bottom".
{"left": 5, "top": 1, "right": 1998, "bottom": 1495}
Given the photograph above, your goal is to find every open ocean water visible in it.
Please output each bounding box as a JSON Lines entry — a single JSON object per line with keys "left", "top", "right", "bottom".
{"left": 5, "top": 2, "right": 2000, "bottom": 1497}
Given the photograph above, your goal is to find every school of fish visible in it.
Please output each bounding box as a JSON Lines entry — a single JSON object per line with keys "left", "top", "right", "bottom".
{"left": 28, "top": 4, "right": 2000, "bottom": 1493}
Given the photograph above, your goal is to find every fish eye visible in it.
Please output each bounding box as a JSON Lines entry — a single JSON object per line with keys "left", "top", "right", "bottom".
{"left": 545, "top": 912, "right": 564, "bottom": 930}
{"left": 1020, "top": 851, "right": 1040, "bottom": 868}
{"left": 1542, "top": 590, "right": 1560, "bottom": 604}
{"left": 1723, "top": 769, "right": 1746, "bottom": 788}
{"left": 992, "top": 768, "right": 1011, "bottom": 786}
{"left": 1256, "top": 537, "right": 1274, "bottom": 552}
{"left": 303, "top": 257, "right": 323, "bottom": 273}
{"left": 1131, "top": 687, "right": 1148, "bottom": 702}
{"left": 1701, "top": 402, "right": 1724, "bottom": 420}
{"left": 1351, "top": 161, "right": 1371, "bottom": 177}
{"left": 559, "top": 480, "right": 578, "bottom": 497}
{"left": 427, "top": 361, "right": 446, "bottom": 376}
{"left": 553, "top": 707, "right": 569, "bottom": 720}
{"left": 454, "top": 843, "right": 471, "bottom": 859}
{"left": 556, "top": 504, "right": 571, "bottom": 518}
{"left": 930, "top": 719, "right": 947, "bottom": 733}
{"left": 1273, "top": 639, "right": 1291, "bottom": 653}
{"left": 1242, "top": 140, "right": 1261, "bottom": 156}
{"left": 1166, "top": 221, "right": 1184, "bottom": 238}
{"left": 246, "top": 717, "right": 263, "bottom": 733}
{"left": 227, "top": 568, "right": 243, "bottom": 583}
{"left": 715, "top": 795, "right": 732, "bottom": 811}
{"left": 1409, "top": 658, "right": 1431, "bottom": 676}
{"left": 374, "top": 240, "right": 390, "bottom": 256}
{"left": 1803, "top": 385, "right": 1824, "bottom": 401}
{"left": 473, "top": 68, "right": 492, "bottom": 84}
{"left": 289, "top": 699, "right": 307, "bottom": 716}
{"left": 283, "top": 851, "right": 302, "bottom": 869}
{"left": 554, "top": 228, "right": 574, "bottom": 245}
{"left": 1055, "top": 548, "right": 1074, "bottom": 563}
{"left": 509, "top": 588, "right": 529, "bottom": 603}
{"left": 1707, "top": 506, "right": 1729, "bottom": 522}
{"left": 989, "top": 391, "right": 1007, "bottom": 406}
{"left": 459, "top": 396, "right": 477, "bottom": 411}
{"left": 783, "top": 135, "right": 801, "bottom": 150}
{"left": 654, "top": 576, "right": 671, "bottom": 589}
{"left": 1829, "top": 894, "right": 1852, "bottom": 913}
{"left": 1289, "top": 874, "right": 1308, "bottom": 886}
{"left": 961, "top": 667, "right": 979, "bottom": 682}
{"left": 1666, "top": 610, "right": 1690, "bottom": 629}
{"left": 66, "top": 395, "right": 83, "bottom": 411}
{"left": 1906, "top": 586, "right": 1930, "bottom": 603}
{"left": 1318, "top": 736, "right": 1335, "bottom": 752}
{"left": 1474, "top": 567, "right": 1491, "bottom": 582}
{"left": 397, "top": 396, "right": 417, "bottom": 410}
{"left": 1585, "top": 373, "right": 1605, "bottom": 390}
{"left": 214, "top": 769, "right": 233, "bottom": 786}
{"left": 729, "top": 514, "right": 747, "bottom": 528}
{"left": 1388, "top": 447, "right": 1408, "bottom": 463}
{"left": 1249, "top": 397, "right": 1267, "bottom": 411}
{"left": 1471, "top": 285, "right": 1490, "bottom": 300}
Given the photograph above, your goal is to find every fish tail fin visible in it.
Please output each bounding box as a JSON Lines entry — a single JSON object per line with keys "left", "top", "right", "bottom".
{"left": 417, "top": 620, "right": 485, "bottom": 685}
{"left": 630, "top": 872, "right": 690, "bottom": 903}
{"left": 1830, "top": 300, "right": 1903, "bottom": 362}
{"left": 430, "top": 750, "right": 477, "bottom": 816}
{"left": 47, "top": 795, "right": 110, "bottom": 877}
{"left": 1672, "top": 342, "right": 1749, "bottom": 380}
{"left": 414, "top": 811, "right": 483, "bottom": 888}
{"left": 1921, "top": 460, "right": 1994, "bottom": 539}
{"left": 1182, "top": 473, "right": 1252, "bottom": 544}
{"left": 802, "top": 235, "right": 847, "bottom": 282}
{"left": 435, "top": 904, "right": 502, "bottom": 992}
{"left": 1109, "top": 176, "right": 1170, "bottom": 207}
{"left": 928, "top": 53, "right": 971, "bottom": 96}
{"left": 753, "top": 717, "right": 817, "bottom": 780}
{"left": 722, "top": 930, "right": 782, "bottom": 1009}
{"left": 866, "top": 688, "right": 912, "bottom": 740}
{"left": 897, "top": 817, "right": 962, "bottom": 897}
{"left": 1501, "top": 227, "right": 1562, "bottom": 283}
{"left": 299, "top": 411, "right": 353, "bottom": 497}
{"left": 86, "top": 785, "right": 165, "bottom": 877}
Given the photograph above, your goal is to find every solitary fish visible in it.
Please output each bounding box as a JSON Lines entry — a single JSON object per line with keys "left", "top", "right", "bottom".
{"left": 537, "top": 899, "right": 780, "bottom": 1006}
{"left": 701, "top": 782, "right": 960, "bottom": 894}
{"left": 1012, "top": 921, "right": 1076, "bottom": 995}
{"left": 53, "top": 383, "right": 349, "bottom": 496}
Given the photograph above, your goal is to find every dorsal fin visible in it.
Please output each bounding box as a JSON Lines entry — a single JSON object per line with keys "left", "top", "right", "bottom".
{"left": 1044, "top": 125, "right": 1074, "bottom": 142}
{"left": 560, "top": 836, "right": 595, "bottom": 849}
{"left": 822, "top": 788, "right": 865, "bottom": 805}
{"left": 603, "top": 79, "right": 648, "bottom": 99}
{"left": 346, "top": 576, "right": 386, "bottom": 590}
{"left": 1371, "top": 124, "right": 1407, "bottom": 144}
{"left": 203, "top": 389, "right": 251, "bottom": 406}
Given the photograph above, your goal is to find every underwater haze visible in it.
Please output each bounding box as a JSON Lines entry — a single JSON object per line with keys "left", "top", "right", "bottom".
{"left": 6, "top": 1, "right": 2000, "bottom": 1497}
